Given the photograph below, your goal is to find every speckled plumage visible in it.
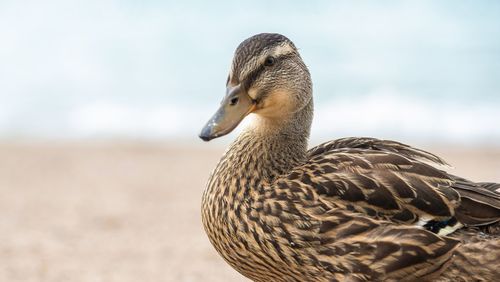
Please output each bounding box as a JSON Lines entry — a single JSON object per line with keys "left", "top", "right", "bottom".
{"left": 200, "top": 33, "right": 500, "bottom": 282}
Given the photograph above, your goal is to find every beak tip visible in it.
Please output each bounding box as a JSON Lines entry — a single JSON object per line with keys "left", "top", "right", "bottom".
{"left": 199, "top": 134, "right": 212, "bottom": 142}
{"left": 199, "top": 127, "right": 214, "bottom": 142}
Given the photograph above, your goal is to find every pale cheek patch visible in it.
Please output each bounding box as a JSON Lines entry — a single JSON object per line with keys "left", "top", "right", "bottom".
{"left": 248, "top": 87, "right": 259, "bottom": 100}
{"left": 255, "top": 90, "right": 295, "bottom": 117}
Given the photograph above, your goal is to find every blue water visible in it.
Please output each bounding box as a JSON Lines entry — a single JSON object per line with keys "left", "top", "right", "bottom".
{"left": 0, "top": 1, "right": 499, "bottom": 144}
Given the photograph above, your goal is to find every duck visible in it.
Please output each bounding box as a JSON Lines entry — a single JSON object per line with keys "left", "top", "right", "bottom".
{"left": 199, "top": 33, "right": 500, "bottom": 282}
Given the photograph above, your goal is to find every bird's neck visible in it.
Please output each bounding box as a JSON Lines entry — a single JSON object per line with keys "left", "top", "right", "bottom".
{"left": 201, "top": 95, "right": 313, "bottom": 266}
{"left": 206, "top": 97, "right": 313, "bottom": 200}
{"left": 245, "top": 97, "right": 313, "bottom": 175}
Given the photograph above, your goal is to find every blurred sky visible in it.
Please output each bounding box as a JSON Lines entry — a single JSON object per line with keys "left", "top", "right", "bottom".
{"left": 0, "top": 0, "right": 499, "bottom": 144}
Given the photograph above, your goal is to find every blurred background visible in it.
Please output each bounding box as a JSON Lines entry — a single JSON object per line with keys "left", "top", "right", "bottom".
{"left": 0, "top": 1, "right": 499, "bottom": 281}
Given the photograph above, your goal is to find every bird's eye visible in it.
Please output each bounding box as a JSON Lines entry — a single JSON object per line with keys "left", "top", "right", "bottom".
{"left": 264, "top": 56, "right": 275, "bottom": 67}
{"left": 229, "top": 97, "right": 239, "bottom": 106}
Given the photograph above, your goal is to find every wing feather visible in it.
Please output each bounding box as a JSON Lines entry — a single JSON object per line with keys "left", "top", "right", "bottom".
{"left": 305, "top": 137, "right": 500, "bottom": 229}
{"left": 295, "top": 147, "right": 459, "bottom": 225}
{"left": 308, "top": 137, "right": 449, "bottom": 167}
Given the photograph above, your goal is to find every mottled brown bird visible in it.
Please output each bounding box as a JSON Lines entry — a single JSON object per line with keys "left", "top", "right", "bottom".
{"left": 199, "top": 33, "right": 500, "bottom": 282}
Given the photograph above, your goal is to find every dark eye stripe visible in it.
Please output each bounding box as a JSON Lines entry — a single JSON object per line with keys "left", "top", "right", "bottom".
{"left": 243, "top": 64, "right": 265, "bottom": 90}
{"left": 242, "top": 53, "right": 293, "bottom": 90}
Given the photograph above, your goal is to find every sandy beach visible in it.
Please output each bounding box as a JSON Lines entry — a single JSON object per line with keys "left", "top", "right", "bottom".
{"left": 0, "top": 141, "right": 499, "bottom": 282}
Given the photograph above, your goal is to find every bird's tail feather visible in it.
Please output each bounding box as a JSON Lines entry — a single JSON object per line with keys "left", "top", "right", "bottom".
{"left": 450, "top": 176, "right": 500, "bottom": 227}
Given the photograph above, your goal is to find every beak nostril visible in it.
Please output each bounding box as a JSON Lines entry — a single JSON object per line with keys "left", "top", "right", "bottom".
{"left": 229, "top": 97, "right": 239, "bottom": 106}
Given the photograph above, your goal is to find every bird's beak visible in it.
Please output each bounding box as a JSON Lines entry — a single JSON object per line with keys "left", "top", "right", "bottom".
{"left": 199, "top": 84, "right": 257, "bottom": 141}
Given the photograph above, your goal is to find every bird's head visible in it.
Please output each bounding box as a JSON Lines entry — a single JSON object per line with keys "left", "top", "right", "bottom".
{"left": 199, "top": 33, "right": 312, "bottom": 141}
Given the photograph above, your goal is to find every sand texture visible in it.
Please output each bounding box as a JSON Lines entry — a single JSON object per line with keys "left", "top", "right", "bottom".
{"left": 0, "top": 142, "right": 499, "bottom": 282}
